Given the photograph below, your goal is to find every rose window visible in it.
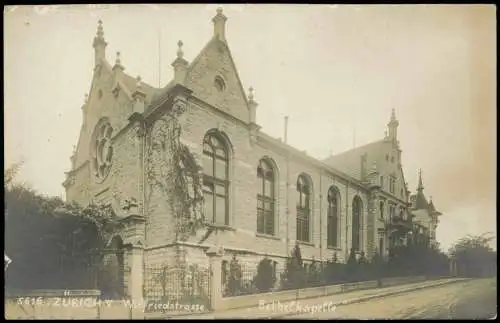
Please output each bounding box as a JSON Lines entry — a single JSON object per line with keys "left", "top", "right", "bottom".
{"left": 92, "top": 122, "right": 113, "bottom": 180}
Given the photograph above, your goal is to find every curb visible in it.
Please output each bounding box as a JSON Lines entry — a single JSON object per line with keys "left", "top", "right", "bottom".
{"left": 148, "top": 279, "right": 467, "bottom": 319}
{"left": 273, "top": 278, "right": 467, "bottom": 318}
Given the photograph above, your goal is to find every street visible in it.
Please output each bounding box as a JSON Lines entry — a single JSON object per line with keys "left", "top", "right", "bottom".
{"left": 287, "top": 277, "right": 497, "bottom": 319}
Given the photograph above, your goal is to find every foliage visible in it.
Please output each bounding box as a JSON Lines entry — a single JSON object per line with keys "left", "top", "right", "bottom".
{"left": 225, "top": 255, "right": 243, "bottom": 296}
{"left": 4, "top": 168, "right": 121, "bottom": 290}
{"left": 281, "top": 244, "right": 306, "bottom": 289}
{"left": 449, "top": 233, "right": 496, "bottom": 277}
{"left": 4, "top": 161, "right": 24, "bottom": 189}
{"left": 306, "top": 257, "right": 322, "bottom": 286}
{"left": 254, "top": 257, "right": 276, "bottom": 292}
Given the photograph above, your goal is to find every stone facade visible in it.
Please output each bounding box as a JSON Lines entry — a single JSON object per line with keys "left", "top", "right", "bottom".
{"left": 63, "top": 9, "right": 441, "bottom": 299}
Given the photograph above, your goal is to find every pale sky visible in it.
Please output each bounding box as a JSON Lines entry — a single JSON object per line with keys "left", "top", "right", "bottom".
{"left": 4, "top": 4, "right": 496, "bottom": 251}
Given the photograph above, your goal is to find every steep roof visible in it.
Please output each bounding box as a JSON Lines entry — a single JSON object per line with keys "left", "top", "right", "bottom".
{"left": 413, "top": 190, "right": 430, "bottom": 210}
{"left": 322, "top": 140, "right": 385, "bottom": 180}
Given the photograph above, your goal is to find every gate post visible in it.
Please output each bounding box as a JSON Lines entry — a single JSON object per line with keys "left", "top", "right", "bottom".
{"left": 206, "top": 246, "right": 224, "bottom": 311}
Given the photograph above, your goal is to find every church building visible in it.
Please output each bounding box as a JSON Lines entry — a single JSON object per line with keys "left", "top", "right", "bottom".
{"left": 63, "top": 8, "right": 442, "bottom": 299}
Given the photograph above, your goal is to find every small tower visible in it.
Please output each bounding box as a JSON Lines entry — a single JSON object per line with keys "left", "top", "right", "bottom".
{"left": 212, "top": 7, "right": 227, "bottom": 41}
{"left": 171, "top": 40, "right": 188, "bottom": 84}
{"left": 248, "top": 87, "right": 258, "bottom": 124}
{"left": 387, "top": 108, "right": 399, "bottom": 143}
{"left": 92, "top": 20, "right": 107, "bottom": 67}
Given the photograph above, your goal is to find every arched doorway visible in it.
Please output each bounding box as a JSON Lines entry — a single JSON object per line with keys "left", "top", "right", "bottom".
{"left": 99, "top": 236, "right": 125, "bottom": 299}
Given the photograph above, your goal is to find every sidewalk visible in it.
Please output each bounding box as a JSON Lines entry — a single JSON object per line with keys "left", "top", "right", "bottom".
{"left": 165, "top": 278, "right": 466, "bottom": 319}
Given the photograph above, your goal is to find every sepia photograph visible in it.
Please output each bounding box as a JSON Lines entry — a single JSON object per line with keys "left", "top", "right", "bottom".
{"left": 4, "top": 4, "right": 496, "bottom": 319}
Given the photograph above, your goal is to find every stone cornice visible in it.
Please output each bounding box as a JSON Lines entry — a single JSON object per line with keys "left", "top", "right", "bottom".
{"left": 143, "top": 83, "right": 193, "bottom": 124}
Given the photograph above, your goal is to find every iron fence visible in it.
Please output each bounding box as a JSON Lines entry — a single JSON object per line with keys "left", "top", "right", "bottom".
{"left": 143, "top": 263, "right": 211, "bottom": 310}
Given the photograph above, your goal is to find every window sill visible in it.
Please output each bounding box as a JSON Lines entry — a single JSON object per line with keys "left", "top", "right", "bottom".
{"left": 204, "top": 223, "right": 236, "bottom": 231}
{"left": 256, "top": 233, "right": 280, "bottom": 241}
{"left": 297, "top": 241, "right": 315, "bottom": 247}
{"left": 327, "top": 246, "right": 342, "bottom": 251}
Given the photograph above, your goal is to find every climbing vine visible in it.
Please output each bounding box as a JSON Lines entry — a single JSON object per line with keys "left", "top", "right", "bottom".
{"left": 146, "top": 105, "right": 205, "bottom": 241}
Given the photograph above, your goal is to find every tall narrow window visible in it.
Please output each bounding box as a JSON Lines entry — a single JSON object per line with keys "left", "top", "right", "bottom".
{"left": 257, "top": 159, "right": 275, "bottom": 235}
{"left": 327, "top": 186, "right": 339, "bottom": 248}
{"left": 352, "top": 196, "right": 362, "bottom": 251}
{"left": 379, "top": 201, "right": 385, "bottom": 219}
{"left": 296, "top": 174, "right": 311, "bottom": 242}
{"left": 203, "top": 132, "right": 229, "bottom": 225}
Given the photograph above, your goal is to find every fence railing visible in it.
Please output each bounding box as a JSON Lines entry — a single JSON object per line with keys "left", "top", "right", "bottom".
{"left": 143, "top": 263, "right": 211, "bottom": 310}
{"left": 220, "top": 254, "right": 451, "bottom": 298}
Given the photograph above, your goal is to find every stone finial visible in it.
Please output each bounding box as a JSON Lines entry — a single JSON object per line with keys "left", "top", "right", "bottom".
{"left": 136, "top": 75, "right": 142, "bottom": 88}
{"left": 115, "top": 51, "right": 121, "bottom": 65}
{"left": 96, "top": 20, "right": 104, "bottom": 39}
{"left": 113, "top": 51, "right": 125, "bottom": 73}
{"left": 93, "top": 19, "right": 107, "bottom": 66}
{"left": 248, "top": 86, "right": 258, "bottom": 125}
{"left": 171, "top": 40, "right": 188, "bottom": 84}
{"left": 248, "top": 86, "right": 254, "bottom": 102}
{"left": 390, "top": 108, "right": 396, "bottom": 122}
{"left": 212, "top": 6, "right": 228, "bottom": 41}
{"left": 177, "top": 40, "right": 184, "bottom": 59}
{"left": 84, "top": 93, "right": 89, "bottom": 103}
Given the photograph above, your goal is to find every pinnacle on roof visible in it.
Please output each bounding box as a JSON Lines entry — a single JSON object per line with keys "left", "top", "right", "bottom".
{"left": 115, "top": 51, "right": 121, "bottom": 65}
{"left": 177, "top": 40, "right": 184, "bottom": 59}
{"left": 248, "top": 86, "right": 255, "bottom": 103}
{"left": 113, "top": 51, "right": 124, "bottom": 71}
{"left": 97, "top": 20, "right": 104, "bottom": 37}
{"left": 390, "top": 108, "right": 397, "bottom": 123}
{"left": 417, "top": 168, "right": 424, "bottom": 191}
{"left": 212, "top": 7, "right": 228, "bottom": 41}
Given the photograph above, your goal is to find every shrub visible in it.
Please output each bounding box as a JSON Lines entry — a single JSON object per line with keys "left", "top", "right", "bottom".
{"left": 306, "top": 257, "right": 322, "bottom": 286}
{"left": 281, "top": 244, "right": 306, "bottom": 289}
{"left": 225, "top": 255, "right": 243, "bottom": 296}
{"left": 254, "top": 257, "right": 276, "bottom": 292}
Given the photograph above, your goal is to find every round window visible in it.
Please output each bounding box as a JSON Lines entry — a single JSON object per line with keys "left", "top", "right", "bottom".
{"left": 92, "top": 121, "right": 113, "bottom": 180}
{"left": 214, "top": 76, "right": 226, "bottom": 92}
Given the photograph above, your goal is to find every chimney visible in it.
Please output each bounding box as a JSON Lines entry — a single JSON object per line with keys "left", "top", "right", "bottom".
{"left": 212, "top": 7, "right": 227, "bottom": 41}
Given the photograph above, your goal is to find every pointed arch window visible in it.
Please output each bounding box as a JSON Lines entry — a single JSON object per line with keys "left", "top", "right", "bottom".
{"left": 327, "top": 186, "right": 340, "bottom": 248}
{"left": 202, "top": 132, "right": 229, "bottom": 225}
{"left": 352, "top": 196, "right": 362, "bottom": 252}
{"left": 297, "top": 174, "right": 311, "bottom": 242}
{"left": 257, "top": 159, "right": 275, "bottom": 235}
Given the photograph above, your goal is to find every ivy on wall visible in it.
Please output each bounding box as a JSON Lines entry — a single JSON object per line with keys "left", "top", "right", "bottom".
{"left": 146, "top": 105, "right": 205, "bottom": 242}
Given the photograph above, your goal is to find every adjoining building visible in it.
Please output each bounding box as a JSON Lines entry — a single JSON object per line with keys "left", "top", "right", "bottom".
{"left": 63, "top": 8, "right": 441, "bottom": 299}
